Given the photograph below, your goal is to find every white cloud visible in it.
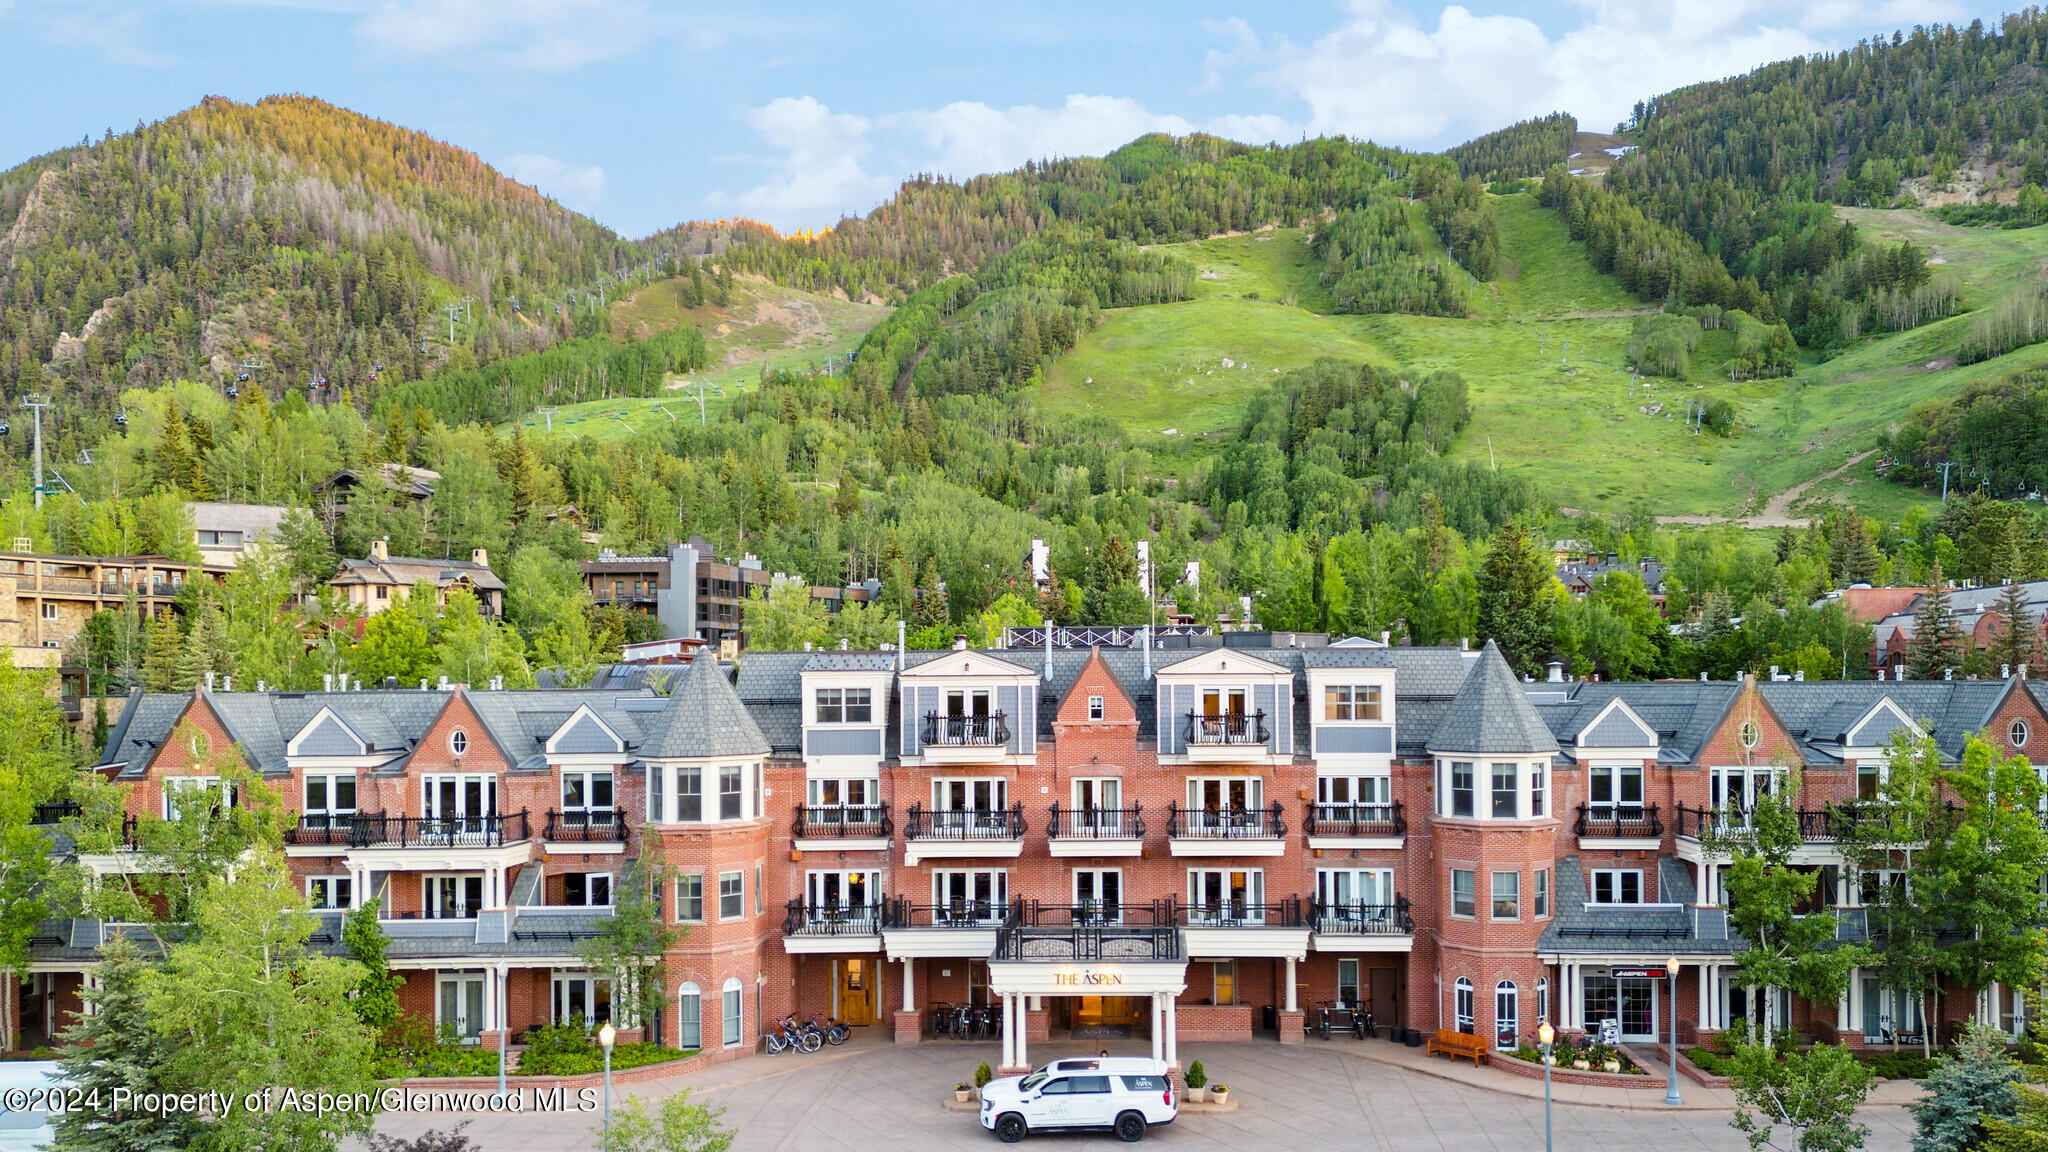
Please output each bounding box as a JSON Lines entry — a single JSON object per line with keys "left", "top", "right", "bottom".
{"left": 503, "top": 152, "right": 606, "bottom": 213}
{"left": 356, "top": 0, "right": 653, "bottom": 71}
{"left": 703, "top": 96, "right": 890, "bottom": 230}
{"left": 34, "top": 6, "right": 176, "bottom": 68}
{"left": 905, "top": 96, "right": 1196, "bottom": 179}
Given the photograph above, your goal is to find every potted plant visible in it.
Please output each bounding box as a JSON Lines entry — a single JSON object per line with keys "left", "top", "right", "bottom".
{"left": 1209, "top": 1083, "right": 1230, "bottom": 1105}
{"left": 1569, "top": 1040, "right": 1590, "bottom": 1071}
{"left": 954, "top": 1082, "right": 974, "bottom": 1103}
{"left": 1183, "top": 1059, "right": 1208, "bottom": 1103}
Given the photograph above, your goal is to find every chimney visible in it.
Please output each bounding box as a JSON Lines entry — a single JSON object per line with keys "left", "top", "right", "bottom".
{"left": 223, "top": 676, "right": 232, "bottom": 692}
{"left": 371, "top": 537, "right": 390, "bottom": 562}
{"left": 1876, "top": 668, "right": 1886, "bottom": 681}
{"left": 1699, "top": 672, "right": 1707, "bottom": 682}
{"left": 2022, "top": 663, "right": 2031, "bottom": 679}
{"left": 490, "top": 675, "right": 504, "bottom": 690}
{"left": 2004, "top": 663, "right": 2013, "bottom": 679}
{"left": 256, "top": 680, "right": 266, "bottom": 692}
{"left": 1380, "top": 630, "right": 1391, "bottom": 645}
{"left": 419, "top": 679, "right": 429, "bottom": 690}
{"left": 1944, "top": 667, "right": 1955, "bottom": 680}
{"left": 952, "top": 635, "right": 969, "bottom": 651}
{"left": 1044, "top": 622, "right": 1054, "bottom": 678}
{"left": 383, "top": 676, "right": 398, "bottom": 690}
{"left": 803, "top": 641, "right": 814, "bottom": 652}
{"left": 205, "top": 672, "right": 215, "bottom": 691}
{"left": 840, "top": 638, "right": 849, "bottom": 651}
{"left": 323, "top": 673, "right": 334, "bottom": 692}
{"left": 438, "top": 675, "right": 450, "bottom": 689}
{"left": 1794, "top": 670, "right": 1805, "bottom": 681}
{"left": 471, "top": 547, "right": 489, "bottom": 569}
{"left": 1546, "top": 660, "right": 1565, "bottom": 683}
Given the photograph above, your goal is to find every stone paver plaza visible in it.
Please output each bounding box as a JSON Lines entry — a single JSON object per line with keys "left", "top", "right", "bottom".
{"left": 364, "top": 1038, "right": 1922, "bottom": 1151}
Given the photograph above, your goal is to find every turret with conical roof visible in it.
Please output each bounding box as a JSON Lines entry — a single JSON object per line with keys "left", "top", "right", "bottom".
{"left": 1429, "top": 639, "right": 1561, "bottom": 757}
{"left": 641, "top": 654, "right": 769, "bottom": 760}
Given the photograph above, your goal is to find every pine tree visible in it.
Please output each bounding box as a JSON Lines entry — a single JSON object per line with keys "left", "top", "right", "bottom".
{"left": 1906, "top": 561, "right": 1963, "bottom": 680}
{"left": 914, "top": 557, "right": 950, "bottom": 629}
{"left": 833, "top": 468, "right": 861, "bottom": 521}
{"left": 1832, "top": 512, "right": 1881, "bottom": 586}
{"left": 50, "top": 936, "right": 198, "bottom": 1152}
{"left": 1909, "top": 1024, "right": 2024, "bottom": 1152}
{"left": 141, "top": 612, "right": 187, "bottom": 693}
{"left": 1993, "top": 580, "right": 2041, "bottom": 674}
{"left": 1476, "top": 522, "right": 1554, "bottom": 677}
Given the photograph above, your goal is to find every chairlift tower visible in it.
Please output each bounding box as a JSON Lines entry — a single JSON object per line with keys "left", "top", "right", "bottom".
{"left": 678, "top": 381, "right": 725, "bottom": 426}
{"left": 444, "top": 303, "right": 465, "bottom": 343}
{"left": 536, "top": 406, "right": 561, "bottom": 433}
{"left": 22, "top": 395, "right": 49, "bottom": 508}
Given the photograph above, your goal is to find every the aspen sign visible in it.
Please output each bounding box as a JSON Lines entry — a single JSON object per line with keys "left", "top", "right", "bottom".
{"left": 1053, "top": 969, "right": 1125, "bottom": 986}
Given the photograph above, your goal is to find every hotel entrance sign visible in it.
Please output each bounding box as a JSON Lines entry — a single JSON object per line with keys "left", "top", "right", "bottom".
{"left": 1054, "top": 969, "right": 1125, "bottom": 986}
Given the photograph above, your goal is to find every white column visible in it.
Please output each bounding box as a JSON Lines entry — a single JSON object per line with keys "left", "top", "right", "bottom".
{"left": 1014, "top": 995, "right": 1028, "bottom": 1069}
{"left": 1699, "top": 963, "right": 1712, "bottom": 1031}
{"left": 1150, "top": 994, "right": 1164, "bottom": 1062}
{"left": 1285, "top": 956, "right": 1298, "bottom": 1012}
{"left": 1000, "top": 995, "right": 1013, "bottom": 1068}
{"left": 1566, "top": 964, "right": 1582, "bottom": 1029}
{"left": 902, "top": 958, "right": 915, "bottom": 1014}
{"left": 1164, "top": 995, "right": 1178, "bottom": 1068}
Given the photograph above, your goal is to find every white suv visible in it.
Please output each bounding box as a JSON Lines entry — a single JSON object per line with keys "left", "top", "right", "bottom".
{"left": 979, "top": 1057, "right": 1178, "bottom": 1143}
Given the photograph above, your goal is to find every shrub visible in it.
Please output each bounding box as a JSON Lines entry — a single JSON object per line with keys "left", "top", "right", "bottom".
{"left": 1861, "top": 1051, "right": 1938, "bottom": 1081}
{"left": 1689, "top": 1047, "right": 1735, "bottom": 1076}
{"left": 974, "top": 1061, "right": 993, "bottom": 1089}
{"left": 1184, "top": 1060, "right": 1207, "bottom": 1089}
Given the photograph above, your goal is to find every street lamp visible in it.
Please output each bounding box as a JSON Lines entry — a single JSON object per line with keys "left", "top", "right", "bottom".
{"left": 1537, "top": 1020, "right": 1554, "bottom": 1152}
{"left": 1665, "top": 957, "right": 1683, "bottom": 1106}
{"left": 598, "top": 1021, "right": 617, "bottom": 1144}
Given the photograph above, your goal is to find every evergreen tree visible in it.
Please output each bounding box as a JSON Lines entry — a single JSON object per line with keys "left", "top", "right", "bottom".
{"left": 1476, "top": 522, "right": 1554, "bottom": 677}
{"left": 914, "top": 557, "right": 950, "bottom": 629}
{"left": 1909, "top": 1025, "right": 2024, "bottom": 1152}
{"left": 833, "top": 469, "right": 861, "bottom": 521}
{"left": 1993, "top": 580, "right": 2042, "bottom": 673}
{"left": 1906, "top": 562, "right": 1963, "bottom": 679}
{"left": 141, "top": 612, "right": 187, "bottom": 693}
{"left": 1832, "top": 512, "right": 1881, "bottom": 586}
{"left": 51, "top": 937, "right": 198, "bottom": 1152}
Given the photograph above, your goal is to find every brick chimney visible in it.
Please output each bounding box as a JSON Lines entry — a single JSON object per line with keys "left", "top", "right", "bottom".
{"left": 370, "top": 537, "right": 390, "bottom": 562}
{"left": 471, "top": 547, "right": 489, "bottom": 569}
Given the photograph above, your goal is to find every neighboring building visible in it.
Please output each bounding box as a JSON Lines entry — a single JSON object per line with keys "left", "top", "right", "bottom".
{"left": 1556, "top": 552, "right": 1668, "bottom": 609}
{"left": 580, "top": 538, "right": 876, "bottom": 649}
{"left": 21, "top": 638, "right": 2047, "bottom": 1068}
{"left": 329, "top": 539, "right": 505, "bottom": 618}
{"left": 0, "top": 551, "right": 231, "bottom": 669}
{"left": 186, "top": 502, "right": 290, "bottom": 567}
{"left": 1822, "top": 581, "right": 2048, "bottom": 675}
{"left": 313, "top": 463, "right": 441, "bottom": 508}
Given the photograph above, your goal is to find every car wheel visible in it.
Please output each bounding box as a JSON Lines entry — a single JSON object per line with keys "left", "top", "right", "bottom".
{"left": 1114, "top": 1111, "right": 1146, "bottom": 1142}
{"left": 996, "top": 1113, "right": 1027, "bottom": 1143}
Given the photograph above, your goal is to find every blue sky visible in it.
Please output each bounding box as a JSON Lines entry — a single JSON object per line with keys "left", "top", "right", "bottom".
{"left": 0, "top": 0, "right": 2010, "bottom": 236}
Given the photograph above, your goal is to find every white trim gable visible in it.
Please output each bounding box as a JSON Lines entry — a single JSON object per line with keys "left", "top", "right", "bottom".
{"left": 897, "top": 651, "right": 1039, "bottom": 681}
{"left": 1154, "top": 648, "right": 1291, "bottom": 680}
{"left": 545, "top": 704, "right": 626, "bottom": 757}
{"left": 1844, "top": 696, "right": 1924, "bottom": 754}
{"left": 1574, "top": 698, "right": 1659, "bottom": 757}
{"left": 287, "top": 707, "right": 368, "bottom": 759}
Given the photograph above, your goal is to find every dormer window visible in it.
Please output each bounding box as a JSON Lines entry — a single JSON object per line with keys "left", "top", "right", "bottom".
{"left": 815, "top": 688, "right": 872, "bottom": 724}
{"left": 450, "top": 730, "right": 469, "bottom": 755}
{"left": 1323, "top": 685, "right": 1382, "bottom": 721}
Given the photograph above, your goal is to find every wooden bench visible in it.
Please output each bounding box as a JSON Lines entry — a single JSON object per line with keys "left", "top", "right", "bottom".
{"left": 1426, "top": 1029, "right": 1489, "bottom": 1066}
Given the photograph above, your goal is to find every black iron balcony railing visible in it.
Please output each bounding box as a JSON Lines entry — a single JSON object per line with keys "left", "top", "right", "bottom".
{"left": 1574, "top": 803, "right": 1663, "bottom": 839}
{"left": 1310, "top": 896, "right": 1415, "bottom": 935}
{"left": 782, "top": 899, "right": 888, "bottom": 937}
{"left": 1047, "top": 804, "right": 1145, "bottom": 840}
{"left": 904, "top": 803, "right": 1026, "bottom": 841}
{"left": 544, "top": 807, "right": 627, "bottom": 842}
{"left": 887, "top": 896, "right": 1019, "bottom": 928}
{"left": 790, "top": 804, "right": 893, "bottom": 840}
{"left": 1674, "top": 803, "right": 1872, "bottom": 842}
{"left": 1177, "top": 895, "right": 1304, "bottom": 927}
{"left": 1303, "top": 801, "right": 1405, "bottom": 837}
{"left": 283, "top": 810, "right": 531, "bottom": 848}
{"left": 921, "top": 711, "right": 1010, "bottom": 747}
{"left": 1183, "top": 710, "right": 1269, "bottom": 746}
{"left": 995, "top": 922, "right": 1180, "bottom": 961}
{"left": 1166, "top": 802, "right": 1286, "bottom": 839}
{"left": 30, "top": 800, "right": 82, "bottom": 825}
{"left": 1011, "top": 898, "right": 1174, "bottom": 928}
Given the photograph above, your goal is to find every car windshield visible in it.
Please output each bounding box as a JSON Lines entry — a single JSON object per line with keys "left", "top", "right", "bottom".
{"left": 1019, "top": 1069, "right": 1050, "bottom": 1092}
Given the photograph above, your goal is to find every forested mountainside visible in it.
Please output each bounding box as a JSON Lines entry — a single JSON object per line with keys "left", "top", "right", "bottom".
{"left": 1446, "top": 113, "right": 1579, "bottom": 181}
{"left": 0, "top": 95, "right": 658, "bottom": 408}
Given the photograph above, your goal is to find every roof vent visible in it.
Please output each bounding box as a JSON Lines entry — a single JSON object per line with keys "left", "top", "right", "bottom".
{"left": 953, "top": 634, "right": 969, "bottom": 651}
{"left": 223, "top": 676, "right": 233, "bottom": 692}
{"left": 205, "top": 672, "right": 216, "bottom": 691}
{"left": 1546, "top": 660, "right": 1565, "bottom": 683}
{"left": 439, "top": 675, "right": 450, "bottom": 690}
{"left": 1794, "top": 670, "right": 1805, "bottom": 681}
{"left": 1876, "top": 668, "right": 1886, "bottom": 681}
{"left": 384, "top": 676, "right": 398, "bottom": 690}
{"left": 1698, "top": 672, "right": 1707, "bottom": 682}
{"left": 1944, "top": 667, "right": 1955, "bottom": 681}
{"left": 2022, "top": 663, "right": 2031, "bottom": 679}
{"left": 256, "top": 680, "right": 267, "bottom": 692}
{"left": 490, "top": 675, "right": 504, "bottom": 691}
{"left": 324, "top": 673, "right": 334, "bottom": 692}
{"left": 840, "top": 638, "right": 850, "bottom": 651}
{"left": 2003, "top": 664, "right": 2012, "bottom": 679}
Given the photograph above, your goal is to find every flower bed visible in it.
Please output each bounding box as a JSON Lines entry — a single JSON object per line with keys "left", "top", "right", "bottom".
{"left": 1489, "top": 1048, "right": 1666, "bottom": 1088}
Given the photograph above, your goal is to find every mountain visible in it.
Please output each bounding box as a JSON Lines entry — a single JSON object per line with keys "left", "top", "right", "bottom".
{"left": 0, "top": 95, "right": 648, "bottom": 409}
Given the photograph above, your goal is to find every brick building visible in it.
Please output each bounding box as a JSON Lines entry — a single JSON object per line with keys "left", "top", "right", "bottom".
{"left": 17, "top": 638, "right": 2048, "bottom": 1071}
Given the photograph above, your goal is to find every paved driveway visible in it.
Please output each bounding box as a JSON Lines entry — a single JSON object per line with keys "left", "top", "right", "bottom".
{"left": 365, "top": 1037, "right": 1921, "bottom": 1151}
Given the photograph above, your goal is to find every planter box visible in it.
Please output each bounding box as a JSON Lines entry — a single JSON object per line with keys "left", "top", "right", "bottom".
{"left": 1489, "top": 1049, "right": 1664, "bottom": 1089}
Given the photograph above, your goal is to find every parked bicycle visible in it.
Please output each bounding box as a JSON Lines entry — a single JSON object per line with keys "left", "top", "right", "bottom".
{"left": 810, "top": 1014, "right": 852, "bottom": 1046}
{"left": 766, "top": 1013, "right": 822, "bottom": 1054}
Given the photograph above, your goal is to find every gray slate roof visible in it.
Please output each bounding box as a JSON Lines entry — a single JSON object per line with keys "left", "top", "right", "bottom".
{"left": 1428, "top": 641, "right": 1560, "bottom": 755}
{"left": 1536, "top": 857, "right": 1736, "bottom": 956}
{"left": 640, "top": 655, "right": 768, "bottom": 759}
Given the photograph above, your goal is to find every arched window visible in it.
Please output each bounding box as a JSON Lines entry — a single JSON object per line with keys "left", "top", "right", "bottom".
{"left": 677, "top": 981, "right": 702, "bottom": 1051}
{"left": 450, "top": 729, "right": 469, "bottom": 755}
{"left": 1537, "top": 978, "right": 1550, "bottom": 1030}
{"left": 1495, "top": 981, "right": 1518, "bottom": 1049}
{"left": 722, "top": 977, "right": 743, "bottom": 1048}
{"left": 1454, "top": 978, "right": 1475, "bottom": 1035}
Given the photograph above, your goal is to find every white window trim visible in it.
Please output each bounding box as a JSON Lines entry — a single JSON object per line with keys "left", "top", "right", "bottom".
{"left": 1590, "top": 869, "right": 1645, "bottom": 906}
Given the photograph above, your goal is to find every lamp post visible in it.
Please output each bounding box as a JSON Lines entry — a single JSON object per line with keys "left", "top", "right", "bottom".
{"left": 598, "top": 1021, "right": 617, "bottom": 1145}
{"left": 1664, "top": 957, "right": 1683, "bottom": 1106}
{"left": 1538, "top": 1020, "right": 1554, "bottom": 1152}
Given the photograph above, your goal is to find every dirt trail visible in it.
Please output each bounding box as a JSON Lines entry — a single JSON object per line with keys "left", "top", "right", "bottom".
{"left": 1655, "top": 449, "right": 1876, "bottom": 530}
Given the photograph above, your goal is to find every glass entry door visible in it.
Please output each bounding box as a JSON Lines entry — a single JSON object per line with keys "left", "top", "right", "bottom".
{"left": 438, "top": 973, "right": 486, "bottom": 1043}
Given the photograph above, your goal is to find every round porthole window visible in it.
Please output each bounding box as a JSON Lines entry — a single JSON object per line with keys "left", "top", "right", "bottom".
{"left": 1738, "top": 721, "right": 1760, "bottom": 749}
{"left": 451, "top": 730, "right": 469, "bottom": 755}
{"left": 2012, "top": 720, "right": 2031, "bottom": 749}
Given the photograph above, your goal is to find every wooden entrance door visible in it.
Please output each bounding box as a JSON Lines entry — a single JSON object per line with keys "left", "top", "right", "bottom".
{"left": 1370, "top": 967, "right": 1399, "bottom": 1030}
{"left": 836, "top": 958, "right": 877, "bottom": 1025}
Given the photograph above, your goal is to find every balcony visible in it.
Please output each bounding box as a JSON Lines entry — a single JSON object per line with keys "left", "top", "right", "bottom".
{"left": 902, "top": 803, "right": 1026, "bottom": 864}
{"left": 30, "top": 800, "right": 82, "bottom": 825}
{"left": 1183, "top": 711, "right": 1268, "bottom": 749}
{"left": 996, "top": 901, "right": 1181, "bottom": 962}
{"left": 880, "top": 896, "right": 1016, "bottom": 957}
{"left": 1046, "top": 804, "right": 1145, "bottom": 857}
{"left": 781, "top": 899, "right": 887, "bottom": 953}
{"left": 1166, "top": 802, "right": 1287, "bottom": 857}
{"left": 790, "top": 804, "right": 892, "bottom": 851}
{"left": 1309, "top": 897, "right": 1415, "bottom": 951}
{"left": 543, "top": 807, "right": 628, "bottom": 846}
{"left": 919, "top": 712, "right": 1011, "bottom": 760}
{"left": 1177, "top": 895, "right": 1311, "bottom": 959}
{"left": 1303, "top": 802, "right": 1405, "bottom": 848}
{"left": 1574, "top": 803, "right": 1663, "bottom": 846}
{"left": 284, "top": 810, "right": 532, "bottom": 850}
